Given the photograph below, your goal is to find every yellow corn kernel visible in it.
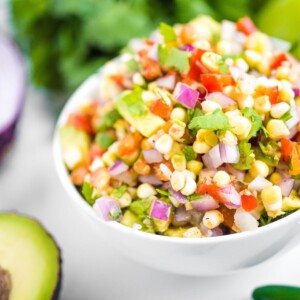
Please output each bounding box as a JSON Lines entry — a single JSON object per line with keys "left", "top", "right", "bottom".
{"left": 244, "top": 172, "right": 254, "bottom": 183}
{"left": 155, "top": 134, "right": 174, "bottom": 154}
{"left": 229, "top": 116, "right": 252, "bottom": 139}
{"left": 196, "top": 129, "right": 218, "bottom": 147}
{"left": 276, "top": 66, "right": 290, "bottom": 80}
{"left": 213, "top": 171, "right": 231, "bottom": 187}
{"left": 170, "top": 170, "right": 186, "bottom": 191}
{"left": 201, "top": 51, "right": 222, "bottom": 72}
{"left": 181, "top": 176, "right": 197, "bottom": 196}
{"left": 222, "top": 85, "right": 239, "bottom": 100}
{"left": 141, "top": 139, "right": 153, "bottom": 150}
{"left": 279, "top": 86, "right": 295, "bottom": 102}
{"left": 225, "top": 109, "right": 242, "bottom": 120}
{"left": 282, "top": 196, "right": 300, "bottom": 211}
{"left": 192, "top": 39, "right": 211, "bottom": 51}
{"left": 216, "top": 40, "right": 233, "bottom": 55}
{"left": 183, "top": 227, "right": 202, "bottom": 238}
{"left": 102, "top": 152, "right": 117, "bottom": 167}
{"left": 169, "top": 123, "right": 185, "bottom": 140}
{"left": 137, "top": 183, "right": 157, "bottom": 198}
{"left": 235, "top": 58, "right": 249, "bottom": 72}
{"left": 193, "top": 141, "right": 211, "bottom": 154}
{"left": 170, "top": 107, "right": 188, "bottom": 122}
{"left": 249, "top": 160, "right": 269, "bottom": 178}
{"left": 236, "top": 75, "right": 256, "bottom": 95}
{"left": 269, "top": 172, "right": 282, "bottom": 185}
{"left": 244, "top": 50, "right": 262, "bottom": 67}
{"left": 219, "top": 130, "right": 238, "bottom": 146}
{"left": 171, "top": 154, "right": 186, "bottom": 171}
{"left": 254, "top": 95, "right": 271, "bottom": 114}
{"left": 270, "top": 102, "right": 290, "bottom": 119}
{"left": 257, "top": 59, "right": 271, "bottom": 75}
{"left": 245, "top": 32, "right": 272, "bottom": 53}
{"left": 237, "top": 95, "right": 254, "bottom": 109}
{"left": 203, "top": 210, "right": 224, "bottom": 229}
{"left": 266, "top": 119, "right": 290, "bottom": 140}
{"left": 163, "top": 142, "right": 181, "bottom": 160}
{"left": 261, "top": 185, "right": 283, "bottom": 218}
{"left": 187, "top": 160, "right": 203, "bottom": 175}
{"left": 201, "top": 100, "right": 222, "bottom": 114}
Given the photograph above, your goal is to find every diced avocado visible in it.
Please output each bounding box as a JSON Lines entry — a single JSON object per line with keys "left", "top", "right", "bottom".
{"left": 282, "top": 191, "right": 300, "bottom": 211}
{"left": 96, "top": 109, "right": 121, "bottom": 132}
{"left": 59, "top": 126, "right": 90, "bottom": 170}
{"left": 115, "top": 90, "right": 165, "bottom": 137}
{"left": 153, "top": 218, "right": 172, "bottom": 233}
{"left": 0, "top": 213, "right": 61, "bottom": 300}
{"left": 120, "top": 210, "right": 143, "bottom": 228}
{"left": 165, "top": 227, "right": 189, "bottom": 237}
{"left": 129, "top": 197, "right": 153, "bottom": 219}
{"left": 95, "top": 132, "right": 115, "bottom": 150}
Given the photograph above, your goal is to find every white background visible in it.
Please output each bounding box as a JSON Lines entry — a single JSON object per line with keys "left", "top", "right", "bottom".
{"left": 1, "top": 2, "right": 300, "bottom": 299}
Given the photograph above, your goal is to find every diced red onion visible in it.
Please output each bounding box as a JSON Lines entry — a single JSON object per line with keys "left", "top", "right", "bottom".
{"left": 219, "top": 143, "right": 240, "bottom": 164}
{"left": 206, "top": 92, "right": 236, "bottom": 108}
{"left": 150, "top": 199, "right": 171, "bottom": 221}
{"left": 202, "top": 144, "right": 223, "bottom": 169}
{"left": 225, "top": 164, "right": 245, "bottom": 182}
{"left": 172, "top": 205, "right": 191, "bottom": 226}
{"left": 197, "top": 84, "right": 208, "bottom": 101}
{"left": 147, "top": 43, "right": 159, "bottom": 61}
{"left": 156, "top": 74, "right": 176, "bottom": 90}
{"left": 138, "top": 175, "right": 163, "bottom": 186}
{"left": 109, "top": 160, "right": 129, "bottom": 177}
{"left": 221, "top": 20, "right": 236, "bottom": 41}
{"left": 248, "top": 176, "right": 272, "bottom": 192}
{"left": 218, "top": 185, "right": 241, "bottom": 209}
{"left": 234, "top": 209, "right": 259, "bottom": 232}
{"left": 114, "top": 170, "right": 136, "bottom": 186}
{"left": 286, "top": 105, "right": 300, "bottom": 129}
{"left": 191, "top": 194, "right": 219, "bottom": 211}
{"left": 179, "top": 44, "right": 194, "bottom": 52}
{"left": 93, "top": 196, "right": 122, "bottom": 221}
{"left": 211, "top": 227, "right": 223, "bottom": 237}
{"left": 293, "top": 88, "right": 300, "bottom": 98}
{"left": 143, "top": 149, "right": 163, "bottom": 164}
{"left": 169, "top": 188, "right": 187, "bottom": 206}
{"left": 199, "top": 222, "right": 213, "bottom": 237}
{"left": 278, "top": 178, "right": 294, "bottom": 197}
{"left": 188, "top": 210, "right": 204, "bottom": 226}
{"left": 229, "top": 65, "right": 244, "bottom": 81}
{"left": 173, "top": 82, "right": 200, "bottom": 108}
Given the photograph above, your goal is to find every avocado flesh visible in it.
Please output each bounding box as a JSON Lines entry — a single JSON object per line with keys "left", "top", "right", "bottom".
{"left": 0, "top": 214, "right": 61, "bottom": 300}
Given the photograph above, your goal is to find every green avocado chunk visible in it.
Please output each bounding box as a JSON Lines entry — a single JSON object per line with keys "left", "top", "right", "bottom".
{"left": 252, "top": 285, "right": 300, "bottom": 300}
{"left": 120, "top": 210, "right": 143, "bottom": 228}
{"left": 0, "top": 213, "right": 61, "bottom": 300}
{"left": 115, "top": 90, "right": 165, "bottom": 137}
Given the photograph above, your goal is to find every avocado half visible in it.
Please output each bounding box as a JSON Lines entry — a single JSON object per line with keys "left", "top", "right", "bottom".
{"left": 0, "top": 213, "right": 61, "bottom": 300}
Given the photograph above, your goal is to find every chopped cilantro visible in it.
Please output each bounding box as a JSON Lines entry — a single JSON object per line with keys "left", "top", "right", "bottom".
{"left": 82, "top": 182, "right": 97, "bottom": 205}
{"left": 96, "top": 109, "right": 121, "bottom": 132}
{"left": 112, "top": 185, "right": 127, "bottom": 199}
{"left": 117, "top": 89, "right": 146, "bottom": 117}
{"left": 158, "top": 45, "right": 190, "bottom": 73}
{"left": 188, "top": 109, "right": 230, "bottom": 131}
{"left": 95, "top": 133, "right": 115, "bottom": 149}
{"left": 156, "top": 188, "right": 170, "bottom": 196}
{"left": 261, "top": 125, "right": 269, "bottom": 137}
{"left": 109, "top": 209, "right": 122, "bottom": 220}
{"left": 159, "top": 22, "right": 177, "bottom": 43}
{"left": 254, "top": 140, "right": 280, "bottom": 167}
{"left": 232, "top": 140, "right": 254, "bottom": 170}
{"left": 280, "top": 110, "right": 293, "bottom": 122}
{"left": 182, "top": 146, "right": 197, "bottom": 161}
{"left": 187, "top": 194, "right": 203, "bottom": 201}
{"left": 241, "top": 107, "right": 263, "bottom": 139}
{"left": 187, "top": 107, "right": 203, "bottom": 122}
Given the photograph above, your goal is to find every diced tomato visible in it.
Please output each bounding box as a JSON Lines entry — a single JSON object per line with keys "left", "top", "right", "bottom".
{"left": 289, "top": 145, "right": 300, "bottom": 176}
{"left": 236, "top": 17, "right": 257, "bottom": 35}
{"left": 140, "top": 56, "right": 162, "bottom": 81}
{"left": 200, "top": 74, "right": 234, "bottom": 92}
{"left": 118, "top": 132, "right": 142, "bottom": 156}
{"left": 255, "top": 85, "right": 279, "bottom": 105}
{"left": 196, "top": 179, "right": 226, "bottom": 203}
{"left": 281, "top": 138, "right": 294, "bottom": 162}
{"left": 88, "top": 143, "right": 106, "bottom": 163}
{"left": 70, "top": 166, "right": 88, "bottom": 186}
{"left": 241, "top": 194, "right": 258, "bottom": 212}
{"left": 90, "top": 167, "right": 110, "bottom": 191}
{"left": 145, "top": 39, "right": 154, "bottom": 46}
{"left": 187, "top": 48, "right": 209, "bottom": 81}
{"left": 162, "top": 120, "right": 173, "bottom": 133}
{"left": 270, "top": 52, "right": 289, "bottom": 70}
{"left": 218, "top": 205, "right": 235, "bottom": 228}
{"left": 150, "top": 99, "right": 172, "bottom": 119}
{"left": 66, "top": 112, "right": 93, "bottom": 134}
{"left": 179, "top": 25, "right": 196, "bottom": 44}
{"left": 133, "top": 157, "right": 150, "bottom": 176}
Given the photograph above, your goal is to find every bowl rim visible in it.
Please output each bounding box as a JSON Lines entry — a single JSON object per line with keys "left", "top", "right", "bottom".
{"left": 53, "top": 72, "right": 300, "bottom": 245}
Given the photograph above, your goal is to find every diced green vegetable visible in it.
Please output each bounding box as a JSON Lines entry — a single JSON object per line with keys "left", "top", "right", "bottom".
{"left": 96, "top": 109, "right": 121, "bottom": 132}
{"left": 232, "top": 140, "right": 254, "bottom": 170}
{"left": 95, "top": 133, "right": 115, "bottom": 149}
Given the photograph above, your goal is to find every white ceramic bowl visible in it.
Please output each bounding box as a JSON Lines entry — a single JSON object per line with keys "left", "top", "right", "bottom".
{"left": 53, "top": 72, "right": 300, "bottom": 276}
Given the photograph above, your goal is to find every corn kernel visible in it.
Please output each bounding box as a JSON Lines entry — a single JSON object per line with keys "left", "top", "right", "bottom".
{"left": 187, "top": 160, "right": 203, "bottom": 175}
{"left": 279, "top": 86, "right": 295, "bottom": 102}
{"left": 266, "top": 119, "right": 290, "bottom": 139}
{"left": 170, "top": 170, "right": 186, "bottom": 191}
{"left": 192, "top": 39, "right": 211, "bottom": 51}
{"left": 102, "top": 152, "right": 117, "bottom": 167}
{"left": 216, "top": 40, "right": 233, "bottom": 54}
{"left": 254, "top": 95, "right": 271, "bottom": 114}
{"left": 244, "top": 50, "right": 262, "bottom": 67}
{"left": 183, "top": 227, "right": 202, "bottom": 238}
{"left": 229, "top": 116, "right": 252, "bottom": 138}
{"left": 219, "top": 130, "right": 238, "bottom": 145}
{"left": 237, "top": 94, "right": 254, "bottom": 109}
{"left": 235, "top": 58, "right": 249, "bottom": 72}
{"left": 170, "top": 107, "right": 188, "bottom": 122}
{"left": 244, "top": 172, "right": 254, "bottom": 183}
{"left": 118, "top": 192, "right": 132, "bottom": 208}
{"left": 201, "top": 100, "right": 222, "bottom": 114}
{"left": 155, "top": 134, "right": 174, "bottom": 154}
{"left": 225, "top": 109, "right": 242, "bottom": 120}
{"left": 261, "top": 185, "right": 283, "bottom": 218}
{"left": 269, "top": 172, "right": 283, "bottom": 185}
{"left": 276, "top": 66, "right": 290, "bottom": 80}
{"left": 236, "top": 75, "right": 256, "bottom": 95}
{"left": 137, "top": 183, "right": 157, "bottom": 198}
{"left": 245, "top": 32, "right": 272, "bottom": 53}
{"left": 203, "top": 210, "right": 224, "bottom": 229}
{"left": 181, "top": 176, "right": 197, "bottom": 196}
{"left": 213, "top": 171, "right": 231, "bottom": 187}
{"left": 201, "top": 51, "right": 222, "bottom": 72}
{"left": 196, "top": 129, "right": 218, "bottom": 147}
{"left": 270, "top": 102, "right": 290, "bottom": 119}
{"left": 193, "top": 141, "right": 211, "bottom": 154}
{"left": 249, "top": 160, "right": 269, "bottom": 178}
{"left": 169, "top": 123, "right": 185, "bottom": 140}
{"left": 171, "top": 154, "right": 186, "bottom": 171}
{"left": 132, "top": 72, "right": 145, "bottom": 86}
{"left": 142, "top": 90, "right": 156, "bottom": 104}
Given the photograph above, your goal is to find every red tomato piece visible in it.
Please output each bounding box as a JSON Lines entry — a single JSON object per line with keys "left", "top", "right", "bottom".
{"left": 200, "top": 74, "right": 234, "bottom": 92}
{"left": 187, "top": 48, "right": 209, "bottom": 81}
{"left": 88, "top": 143, "right": 106, "bottom": 163}
{"left": 141, "top": 57, "right": 162, "bottom": 81}
{"left": 281, "top": 138, "right": 294, "bottom": 162}
{"left": 236, "top": 17, "right": 257, "bottom": 35}
{"left": 66, "top": 112, "right": 93, "bottom": 134}
{"left": 241, "top": 194, "right": 258, "bottom": 212}
{"left": 118, "top": 132, "right": 142, "bottom": 156}
{"left": 270, "top": 52, "right": 289, "bottom": 70}
{"left": 150, "top": 99, "right": 172, "bottom": 119}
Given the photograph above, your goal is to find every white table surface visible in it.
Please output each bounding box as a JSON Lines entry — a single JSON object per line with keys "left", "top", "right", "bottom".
{"left": 1, "top": 4, "right": 300, "bottom": 299}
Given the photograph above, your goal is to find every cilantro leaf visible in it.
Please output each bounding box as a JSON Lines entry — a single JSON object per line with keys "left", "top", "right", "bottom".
{"left": 159, "top": 22, "right": 177, "bottom": 43}
{"left": 158, "top": 45, "right": 190, "bottom": 73}
{"left": 187, "top": 107, "right": 203, "bottom": 122}
{"left": 96, "top": 109, "right": 121, "bottom": 132}
{"left": 241, "top": 107, "right": 263, "bottom": 139}
{"left": 95, "top": 133, "right": 115, "bottom": 149}
{"left": 82, "top": 182, "right": 97, "bottom": 205}
{"left": 254, "top": 140, "right": 280, "bottom": 167}
{"left": 156, "top": 189, "right": 170, "bottom": 196}
{"left": 232, "top": 140, "right": 254, "bottom": 170}
{"left": 280, "top": 110, "right": 293, "bottom": 122}
{"left": 182, "top": 146, "right": 197, "bottom": 161}
{"left": 188, "top": 109, "right": 230, "bottom": 131}
{"left": 112, "top": 185, "right": 127, "bottom": 199}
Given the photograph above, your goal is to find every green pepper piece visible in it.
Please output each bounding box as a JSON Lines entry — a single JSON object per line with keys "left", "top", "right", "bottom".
{"left": 252, "top": 285, "right": 300, "bottom": 300}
